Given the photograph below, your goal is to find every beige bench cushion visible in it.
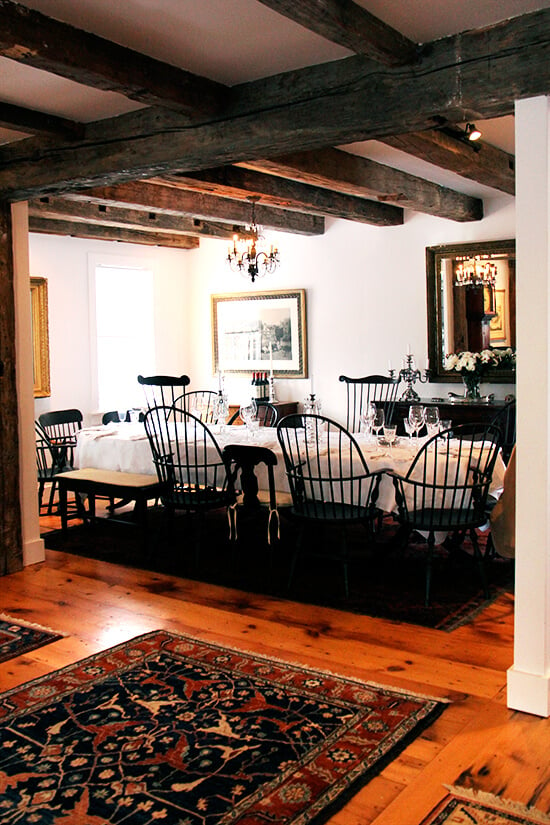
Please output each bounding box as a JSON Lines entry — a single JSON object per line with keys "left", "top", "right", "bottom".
{"left": 57, "top": 468, "right": 160, "bottom": 490}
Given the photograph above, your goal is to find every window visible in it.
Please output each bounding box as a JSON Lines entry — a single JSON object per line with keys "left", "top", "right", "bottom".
{"left": 93, "top": 264, "right": 155, "bottom": 411}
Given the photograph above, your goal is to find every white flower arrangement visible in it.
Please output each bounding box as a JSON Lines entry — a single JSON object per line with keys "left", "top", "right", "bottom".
{"left": 444, "top": 348, "right": 516, "bottom": 377}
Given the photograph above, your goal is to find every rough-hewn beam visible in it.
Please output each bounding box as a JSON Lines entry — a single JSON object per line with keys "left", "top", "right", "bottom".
{"left": 0, "top": 102, "right": 84, "bottom": 140}
{"left": 0, "top": 202, "right": 22, "bottom": 573}
{"left": 161, "top": 167, "right": 403, "bottom": 225}
{"left": 28, "top": 196, "right": 245, "bottom": 240}
{"left": 0, "top": 9, "right": 548, "bottom": 200}
{"left": 239, "top": 148, "right": 483, "bottom": 221}
{"left": 0, "top": 0, "right": 225, "bottom": 116}
{"left": 256, "top": 0, "right": 418, "bottom": 65}
{"left": 29, "top": 217, "right": 200, "bottom": 249}
{"left": 62, "top": 182, "right": 326, "bottom": 236}
{"left": 380, "top": 129, "right": 515, "bottom": 196}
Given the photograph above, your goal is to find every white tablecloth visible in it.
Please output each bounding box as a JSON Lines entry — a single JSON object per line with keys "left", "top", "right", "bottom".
{"left": 75, "top": 424, "right": 506, "bottom": 514}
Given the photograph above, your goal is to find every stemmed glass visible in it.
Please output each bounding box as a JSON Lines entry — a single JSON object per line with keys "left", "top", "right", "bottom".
{"left": 383, "top": 424, "right": 397, "bottom": 456}
{"left": 424, "top": 406, "right": 440, "bottom": 440}
{"left": 408, "top": 405, "right": 425, "bottom": 446}
{"left": 360, "top": 402, "right": 376, "bottom": 440}
{"left": 403, "top": 417, "right": 414, "bottom": 443}
{"left": 117, "top": 408, "right": 127, "bottom": 424}
{"left": 372, "top": 407, "right": 385, "bottom": 442}
{"left": 240, "top": 399, "right": 258, "bottom": 438}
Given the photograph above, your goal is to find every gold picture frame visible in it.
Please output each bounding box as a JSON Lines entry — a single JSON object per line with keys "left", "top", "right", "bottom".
{"left": 30, "top": 277, "right": 51, "bottom": 397}
{"left": 212, "top": 289, "right": 307, "bottom": 377}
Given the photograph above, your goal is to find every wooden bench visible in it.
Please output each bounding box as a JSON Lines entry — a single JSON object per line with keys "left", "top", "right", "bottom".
{"left": 56, "top": 468, "right": 165, "bottom": 552}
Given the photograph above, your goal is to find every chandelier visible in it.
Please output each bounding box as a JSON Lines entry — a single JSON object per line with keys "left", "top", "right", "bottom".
{"left": 454, "top": 255, "right": 497, "bottom": 288}
{"left": 226, "top": 199, "right": 280, "bottom": 283}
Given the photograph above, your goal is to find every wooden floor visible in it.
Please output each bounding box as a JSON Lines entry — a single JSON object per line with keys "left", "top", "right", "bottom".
{"left": 2, "top": 504, "right": 550, "bottom": 824}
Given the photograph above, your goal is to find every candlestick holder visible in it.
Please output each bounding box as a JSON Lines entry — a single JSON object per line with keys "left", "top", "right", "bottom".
{"left": 390, "top": 354, "right": 430, "bottom": 402}
{"left": 269, "top": 376, "right": 277, "bottom": 403}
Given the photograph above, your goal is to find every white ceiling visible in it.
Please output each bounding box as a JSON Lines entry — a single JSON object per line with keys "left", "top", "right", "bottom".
{"left": 2, "top": 0, "right": 549, "bottom": 198}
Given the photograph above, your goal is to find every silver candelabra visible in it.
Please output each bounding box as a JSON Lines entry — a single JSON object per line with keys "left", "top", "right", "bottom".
{"left": 390, "top": 353, "right": 430, "bottom": 402}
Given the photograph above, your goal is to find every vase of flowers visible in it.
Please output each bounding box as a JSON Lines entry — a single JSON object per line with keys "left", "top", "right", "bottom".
{"left": 444, "top": 348, "right": 516, "bottom": 400}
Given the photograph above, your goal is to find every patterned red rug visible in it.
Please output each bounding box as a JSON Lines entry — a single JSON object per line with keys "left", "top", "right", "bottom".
{"left": 421, "top": 787, "right": 550, "bottom": 824}
{"left": 0, "top": 630, "right": 447, "bottom": 824}
{"left": 0, "top": 613, "right": 63, "bottom": 664}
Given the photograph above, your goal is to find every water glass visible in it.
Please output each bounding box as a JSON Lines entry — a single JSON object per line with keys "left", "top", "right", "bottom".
{"left": 383, "top": 425, "right": 397, "bottom": 455}
{"left": 372, "top": 407, "right": 385, "bottom": 441}
{"left": 424, "top": 406, "right": 440, "bottom": 439}
{"left": 439, "top": 419, "right": 452, "bottom": 440}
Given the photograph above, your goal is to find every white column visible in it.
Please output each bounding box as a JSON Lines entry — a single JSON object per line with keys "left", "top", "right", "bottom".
{"left": 507, "top": 96, "right": 550, "bottom": 715}
{"left": 13, "top": 202, "right": 45, "bottom": 565}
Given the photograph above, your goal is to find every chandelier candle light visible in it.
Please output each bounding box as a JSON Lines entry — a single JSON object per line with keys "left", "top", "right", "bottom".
{"left": 226, "top": 198, "right": 280, "bottom": 283}
{"left": 390, "top": 346, "right": 430, "bottom": 401}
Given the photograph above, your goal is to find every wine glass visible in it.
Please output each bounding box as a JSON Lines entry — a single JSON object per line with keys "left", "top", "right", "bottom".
{"left": 117, "top": 408, "right": 127, "bottom": 424}
{"left": 240, "top": 399, "right": 258, "bottom": 438}
{"left": 424, "top": 406, "right": 440, "bottom": 439}
{"left": 408, "top": 405, "right": 425, "bottom": 445}
{"left": 372, "top": 407, "right": 385, "bottom": 441}
{"left": 403, "top": 417, "right": 414, "bottom": 442}
{"left": 360, "top": 401, "right": 376, "bottom": 439}
{"left": 383, "top": 424, "right": 397, "bottom": 456}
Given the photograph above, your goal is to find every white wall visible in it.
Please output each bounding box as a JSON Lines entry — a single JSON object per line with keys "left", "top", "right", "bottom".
{"left": 30, "top": 236, "right": 191, "bottom": 424}
{"left": 186, "top": 195, "right": 517, "bottom": 423}
{"left": 29, "top": 194, "right": 516, "bottom": 426}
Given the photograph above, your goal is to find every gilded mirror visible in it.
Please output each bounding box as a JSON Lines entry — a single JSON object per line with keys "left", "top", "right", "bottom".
{"left": 30, "top": 277, "right": 50, "bottom": 397}
{"left": 426, "top": 240, "right": 516, "bottom": 383}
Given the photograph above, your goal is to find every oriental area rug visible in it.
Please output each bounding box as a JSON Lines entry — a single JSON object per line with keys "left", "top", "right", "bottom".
{"left": 0, "top": 613, "right": 63, "bottom": 664}
{"left": 420, "top": 787, "right": 550, "bottom": 824}
{"left": 44, "top": 511, "right": 514, "bottom": 632}
{"left": 0, "top": 630, "right": 447, "bottom": 825}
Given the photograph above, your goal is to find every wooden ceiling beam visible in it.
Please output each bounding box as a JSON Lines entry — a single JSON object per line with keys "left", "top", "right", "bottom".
{"left": 379, "top": 129, "right": 515, "bottom": 196}
{"left": 255, "top": 0, "right": 418, "bottom": 65}
{"left": 239, "top": 148, "right": 483, "bottom": 221}
{"left": 29, "top": 216, "right": 200, "bottom": 248}
{"left": 62, "top": 182, "right": 326, "bottom": 236}
{"left": 28, "top": 196, "right": 244, "bottom": 239}
{"left": 160, "top": 167, "right": 404, "bottom": 225}
{"left": 0, "top": 0, "right": 225, "bottom": 116}
{"left": 0, "top": 102, "right": 84, "bottom": 140}
{"left": 0, "top": 9, "right": 547, "bottom": 200}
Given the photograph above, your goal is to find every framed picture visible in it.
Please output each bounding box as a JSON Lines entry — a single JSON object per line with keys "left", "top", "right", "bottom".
{"left": 490, "top": 289, "right": 510, "bottom": 345}
{"left": 212, "top": 289, "right": 307, "bottom": 377}
{"left": 30, "top": 277, "right": 51, "bottom": 398}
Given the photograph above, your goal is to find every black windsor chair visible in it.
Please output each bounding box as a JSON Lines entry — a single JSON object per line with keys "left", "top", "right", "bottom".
{"left": 35, "top": 421, "right": 68, "bottom": 515}
{"left": 143, "top": 404, "right": 236, "bottom": 565}
{"left": 102, "top": 410, "right": 145, "bottom": 424}
{"left": 489, "top": 399, "right": 516, "bottom": 466}
{"left": 276, "top": 413, "right": 382, "bottom": 598}
{"left": 339, "top": 374, "right": 400, "bottom": 431}
{"left": 38, "top": 408, "right": 83, "bottom": 471}
{"left": 389, "top": 422, "right": 502, "bottom": 606}
{"left": 138, "top": 374, "right": 191, "bottom": 411}
{"left": 228, "top": 400, "right": 279, "bottom": 427}
{"left": 182, "top": 390, "right": 222, "bottom": 424}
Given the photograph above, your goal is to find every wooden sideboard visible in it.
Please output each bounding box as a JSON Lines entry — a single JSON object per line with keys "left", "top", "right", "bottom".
{"left": 227, "top": 401, "right": 298, "bottom": 425}
{"left": 393, "top": 397, "right": 513, "bottom": 433}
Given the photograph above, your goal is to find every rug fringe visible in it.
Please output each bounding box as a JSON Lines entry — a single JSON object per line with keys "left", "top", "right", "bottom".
{"left": 444, "top": 784, "right": 550, "bottom": 822}
{"left": 0, "top": 613, "right": 66, "bottom": 637}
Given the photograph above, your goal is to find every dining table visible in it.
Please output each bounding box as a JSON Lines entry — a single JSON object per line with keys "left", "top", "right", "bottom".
{"left": 75, "top": 422, "right": 507, "bottom": 517}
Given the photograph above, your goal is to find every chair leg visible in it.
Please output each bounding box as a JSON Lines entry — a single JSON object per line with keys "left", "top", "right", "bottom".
{"left": 339, "top": 528, "right": 350, "bottom": 599}
{"left": 287, "top": 523, "right": 304, "bottom": 591}
{"left": 425, "top": 534, "right": 435, "bottom": 607}
{"left": 470, "top": 528, "right": 489, "bottom": 598}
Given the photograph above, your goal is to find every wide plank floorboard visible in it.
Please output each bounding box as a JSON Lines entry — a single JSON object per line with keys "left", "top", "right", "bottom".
{"left": 2, "top": 509, "right": 546, "bottom": 824}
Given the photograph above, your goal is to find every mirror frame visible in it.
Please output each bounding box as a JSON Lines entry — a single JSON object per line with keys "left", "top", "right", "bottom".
{"left": 30, "top": 277, "right": 51, "bottom": 398}
{"left": 426, "top": 239, "right": 516, "bottom": 384}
